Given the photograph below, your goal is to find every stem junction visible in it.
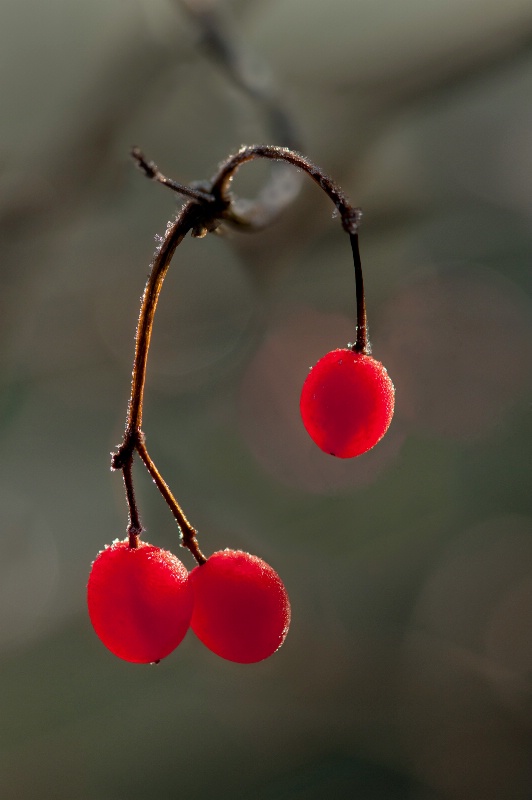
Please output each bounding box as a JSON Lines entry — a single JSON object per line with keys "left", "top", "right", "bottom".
{"left": 113, "top": 145, "right": 367, "bottom": 562}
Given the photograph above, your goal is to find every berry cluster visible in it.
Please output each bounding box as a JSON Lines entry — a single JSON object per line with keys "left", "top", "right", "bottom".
{"left": 88, "top": 543, "right": 290, "bottom": 664}
{"left": 88, "top": 145, "right": 395, "bottom": 667}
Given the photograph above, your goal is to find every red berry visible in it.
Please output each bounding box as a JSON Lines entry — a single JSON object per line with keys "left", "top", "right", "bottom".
{"left": 190, "top": 550, "right": 291, "bottom": 664}
{"left": 300, "top": 348, "right": 395, "bottom": 458}
{"left": 87, "top": 539, "right": 193, "bottom": 664}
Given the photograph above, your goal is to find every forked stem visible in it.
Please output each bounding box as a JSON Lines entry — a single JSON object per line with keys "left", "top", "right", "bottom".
{"left": 113, "top": 144, "right": 368, "bottom": 562}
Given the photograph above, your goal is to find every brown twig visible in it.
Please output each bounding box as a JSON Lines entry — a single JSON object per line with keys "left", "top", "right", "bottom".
{"left": 113, "top": 144, "right": 366, "bottom": 562}
{"left": 136, "top": 439, "right": 206, "bottom": 564}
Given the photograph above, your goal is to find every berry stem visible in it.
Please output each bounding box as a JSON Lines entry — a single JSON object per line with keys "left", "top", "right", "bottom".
{"left": 211, "top": 145, "right": 362, "bottom": 234}
{"left": 210, "top": 146, "right": 368, "bottom": 348}
{"left": 122, "top": 459, "right": 142, "bottom": 548}
{"left": 136, "top": 439, "right": 207, "bottom": 565}
{"left": 113, "top": 183, "right": 224, "bottom": 563}
{"left": 127, "top": 200, "right": 205, "bottom": 431}
{"left": 350, "top": 233, "right": 369, "bottom": 354}
{"left": 114, "top": 144, "right": 368, "bottom": 562}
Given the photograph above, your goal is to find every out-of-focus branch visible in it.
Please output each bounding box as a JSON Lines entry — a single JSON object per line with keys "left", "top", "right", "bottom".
{"left": 372, "top": 26, "right": 532, "bottom": 109}
{"left": 0, "top": 0, "right": 306, "bottom": 245}
{"left": 0, "top": 31, "right": 185, "bottom": 242}
{"left": 176, "top": 0, "right": 304, "bottom": 228}
{"left": 177, "top": 0, "right": 300, "bottom": 148}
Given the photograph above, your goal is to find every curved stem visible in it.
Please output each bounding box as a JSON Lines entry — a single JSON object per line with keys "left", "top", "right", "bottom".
{"left": 127, "top": 201, "right": 202, "bottom": 432}
{"left": 210, "top": 145, "right": 367, "bottom": 347}
{"left": 113, "top": 199, "right": 212, "bottom": 562}
{"left": 211, "top": 145, "right": 362, "bottom": 234}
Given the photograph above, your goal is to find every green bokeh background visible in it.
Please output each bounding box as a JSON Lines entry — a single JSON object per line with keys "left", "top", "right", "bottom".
{"left": 1, "top": 1, "right": 531, "bottom": 798}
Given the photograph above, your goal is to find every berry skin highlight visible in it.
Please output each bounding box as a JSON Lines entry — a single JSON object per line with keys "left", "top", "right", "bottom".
{"left": 190, "top": 549, "right": 291, "bottom": 664}
{"left": 87, "top": 539, "right": 194, "bottom": 664}
{"left": 300, "top": 348, "right": 395, "bottom": 458}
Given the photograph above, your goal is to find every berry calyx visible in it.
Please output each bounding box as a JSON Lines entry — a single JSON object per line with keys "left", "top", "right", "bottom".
{"left": 189, "top": 549, "right": 291, "bottom": 664}
{"left": 87, "top": 539, "right": 194, "bottom": 664}
{"left": 300, "top": 348, "right": 395, "bottom": 458}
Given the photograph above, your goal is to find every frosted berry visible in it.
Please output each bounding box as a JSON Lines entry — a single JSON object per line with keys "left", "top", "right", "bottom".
{"left": 300, "top": 348, "right": 394, "bottom": 458}
{"left": 87, "top": 539, "right": 194, "bottom": 663}
{"left": 190, "top": 549, "right": 291, "bottom": 663}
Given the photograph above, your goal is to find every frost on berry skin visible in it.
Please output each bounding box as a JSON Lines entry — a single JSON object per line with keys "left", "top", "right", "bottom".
{"left": 87, "top": 539, "right": 194, "bottom": 664}
{"left": 300, "top": 348, "right": 395, "bottom": 458}
{"left": 190, "top": 549, "right": 291, "bottom": 664}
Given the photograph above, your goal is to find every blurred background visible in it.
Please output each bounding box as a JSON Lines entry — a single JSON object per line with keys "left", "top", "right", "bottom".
{"left": 1, "top": 0, "right": 532, "bottom": 798}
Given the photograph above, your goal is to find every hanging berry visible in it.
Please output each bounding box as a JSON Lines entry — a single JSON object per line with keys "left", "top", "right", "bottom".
{"left": 300, "top": 349, "right": 395, "bottom": 458}
{"left": 190, "top": 550, "right": 291, "bottom": 663}
{"left": 87, "top": 540, "right": 194, "bottom": 664}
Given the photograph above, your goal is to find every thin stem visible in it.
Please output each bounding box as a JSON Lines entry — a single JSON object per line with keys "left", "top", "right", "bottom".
{"left": 132, "top": 147, "right": 216, "bottom": 204}
{"left": 126, "top": 201, "right": 202, "bottom": 432}
{"left": 349, "top": 233, "right": 369, "bottom": 354}
{"left": 122, "top": 460, "right": 142, "bottom": 548}
{"left": 209, "top": 145, "right": 366, "bottom": 346}
{"left": 211, "top": 145, "right": 362, "bottom": 234}
{"left": 113, "top": 191, "right": 220, "bottom": 562}
{"left": 136, "top": 440, "right": 207, "bottom": 565}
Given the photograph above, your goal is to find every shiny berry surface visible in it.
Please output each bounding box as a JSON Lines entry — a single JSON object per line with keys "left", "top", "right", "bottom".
{"left": 190, "top": 549, "right": 291, "bottom": 664}
{"left": 300, "top": 348, "right": 395, "bottom": 458}
{"left": 87, "top": 539, "right": 194, "bottom": 663}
